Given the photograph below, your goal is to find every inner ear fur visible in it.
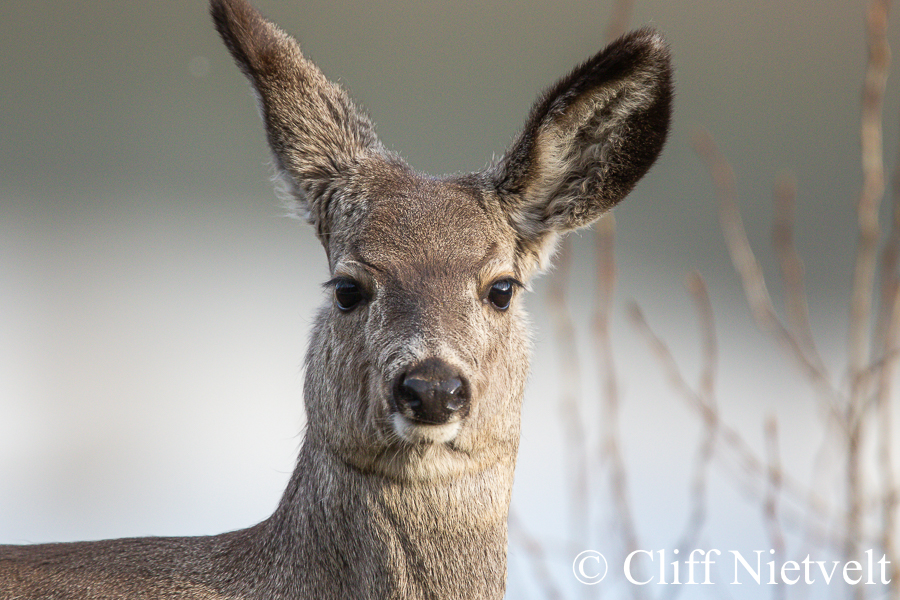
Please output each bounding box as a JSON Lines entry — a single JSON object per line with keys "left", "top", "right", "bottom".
{"left": 491, "top": 28, "right": 673, "bottom": 256}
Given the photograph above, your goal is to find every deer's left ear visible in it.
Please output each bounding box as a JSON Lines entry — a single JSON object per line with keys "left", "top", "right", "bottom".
{"left": 491, "top": 28, "right": 673, "bottom": 264}
{"left": 210, "top": 0, "right": 386, "bottom": 242}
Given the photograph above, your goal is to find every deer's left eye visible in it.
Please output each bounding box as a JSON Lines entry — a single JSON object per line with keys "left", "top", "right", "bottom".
{"left": 333, "top": 279, "right": 366, "bottom": 312}
{"left": 486, "top": 279, "right": 517, "bottom": 311}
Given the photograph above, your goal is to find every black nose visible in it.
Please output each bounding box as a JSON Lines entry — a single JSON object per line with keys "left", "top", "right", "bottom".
{"left": 393, "top": 358, "right": 470, "bottom": 425}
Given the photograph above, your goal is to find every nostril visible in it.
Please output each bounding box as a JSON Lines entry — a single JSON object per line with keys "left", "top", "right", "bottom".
{"left": 437, "top": 378, "right": 463, "bottom": 398}
{"left": 393, "top": 360, "right": 470, "bottom": 425}
{"left": 438, "top": 378, "right": 465, "bottom": 412}
{"left": 401, "top": 377, "right": 432, "bottom": 397}
{"left": 401, "top": 376, "right": 464, "bottom": 411}
{"left": 399, "top": 378, "right": 428, "bottom": 409}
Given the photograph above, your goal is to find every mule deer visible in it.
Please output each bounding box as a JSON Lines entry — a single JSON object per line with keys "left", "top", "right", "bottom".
{"left": 0, "top": 0, "right": 671, "bottom": 597}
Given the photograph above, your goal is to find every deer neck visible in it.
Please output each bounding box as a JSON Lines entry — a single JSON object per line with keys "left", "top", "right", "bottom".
{"left": 259, "top": 437, "right": 514, "bottom": 599}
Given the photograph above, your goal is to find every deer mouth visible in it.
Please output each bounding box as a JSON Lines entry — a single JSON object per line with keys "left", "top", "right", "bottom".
{"left": 391, "top": 413, "right": 463, "bottom": 445}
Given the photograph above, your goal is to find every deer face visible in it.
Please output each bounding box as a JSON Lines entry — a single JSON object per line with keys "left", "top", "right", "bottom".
{"left": 300, "top": 167, "right": 535, "bottom": 480}
{"left": 211, "top": 0, "right": 672, "bottom": 482}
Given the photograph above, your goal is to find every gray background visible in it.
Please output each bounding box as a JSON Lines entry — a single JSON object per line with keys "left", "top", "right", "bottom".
{"left": 2, "top": 0, "right": 898, "bottom": 596}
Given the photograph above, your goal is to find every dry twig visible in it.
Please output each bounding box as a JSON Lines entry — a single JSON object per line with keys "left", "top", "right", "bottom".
{"left": 627, "top": 299, "right": 834, "bottom": 547}
{"left": 772, "top": 173, "right": 827, "bottom": 377}
{"left": 593, "top": 215, "right": 645, "bottom": 600}
{"left": 659, "top": 274, "right": 720, "bottom": 600}
{"left": 876, "top": 289, "right": 900, "bottom": 597}
{"left": 847, "top": 0, "right": 892, "bottom": 571}
{"left": 508, "top": 509, "right": 567, "bottom": 600}
{"left": 763, "top": 417, "right": 786, "bottom": 599}
{"left": 545, "top": 235, "right": 591, "bottom": 564}
{"left": 692, "top": 131, "right": 844, "bottom": 426}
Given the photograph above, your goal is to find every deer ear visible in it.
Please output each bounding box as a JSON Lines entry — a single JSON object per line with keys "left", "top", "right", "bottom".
{"left": 491, "top": 28, "right": 673, "bottom": 264}
{"left": 210, "top": 0, "right": 384, "bottom": 239}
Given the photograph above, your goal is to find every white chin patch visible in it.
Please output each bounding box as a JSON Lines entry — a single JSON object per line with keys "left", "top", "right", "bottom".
{"left": 392, "top": 414, "right": 461, "bottom": 444}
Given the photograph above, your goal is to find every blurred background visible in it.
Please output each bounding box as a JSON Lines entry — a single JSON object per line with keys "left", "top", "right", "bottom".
{"left": 2, "top": 0, "right": 899, "bottom": 598}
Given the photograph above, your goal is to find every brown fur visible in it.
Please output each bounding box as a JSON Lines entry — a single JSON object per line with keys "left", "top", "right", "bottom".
{"left": 0, "top": 0, "right": 673, "bottom": 597}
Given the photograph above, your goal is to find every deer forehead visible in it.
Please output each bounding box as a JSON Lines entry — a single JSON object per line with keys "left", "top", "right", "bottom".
{"left": 336, "top": 175, "right": 518, "bottom": 285}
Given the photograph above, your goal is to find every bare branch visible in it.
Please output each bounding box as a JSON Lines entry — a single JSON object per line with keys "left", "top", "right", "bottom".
{"left": 627, "top": 305, "right": 775, "bottom": 501}
{"left": 763, "top": 417, "right": 786, "bottom": 599}
{"left": 847, "top": 0, "right": 892, "bottom": 570}
{"left": 664, "top": 274, "right": 718, "bottom": 600}
{"left": 877, "top": 289, "right": 900, "bottom": 594}
{"left": 627, "top": 301, "right": 835, "bottom": 544}
{"left": 874, "top": 98, "right": 900, "bottom": 600}
{"left": 591, "top": 216, "right": 646, "bottom": 599}
{"left": 687, "top": 272, "right": 718, "bottom": 404}
{"left": 508, "top": 509, "right": 567, "bottom": 600}
{"left": 692, "top": 130, "right": 845, "bottom": 424}
{"left": 545, "top": 235, "right": 591, "bottom": 563}
{"left": 771, "top": 173, "right": 827, "bottom": 377}
{"left": 874, "top": 39, "right": 900, "bottom": 600}
{"left": 877, "top": 110, "right": 900, "bottom": 357}
{"left": 849, "top": 0, "right": 892, "bottom": 383}
{"left": 692, "top": 130, "right": 774, "bottom": 327}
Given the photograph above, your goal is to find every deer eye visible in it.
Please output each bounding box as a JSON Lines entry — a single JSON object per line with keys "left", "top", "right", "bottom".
{"left": 486, "top": 279, "right": 517, "bottom": 311}
{"left": 333, "top": 279, "right": 365, "bottom": 312}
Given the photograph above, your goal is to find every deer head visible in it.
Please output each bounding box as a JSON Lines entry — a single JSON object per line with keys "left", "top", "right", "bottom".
{"left": 211, "top": 0, "right": 672, "bottom": 484}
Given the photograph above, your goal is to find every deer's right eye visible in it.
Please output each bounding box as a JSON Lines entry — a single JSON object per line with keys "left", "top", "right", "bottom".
{"left": 486, "top": 278, "right": 520, "bottom": 311}
{"left": 333, "top": 279, "right": 365, "bottom": 312}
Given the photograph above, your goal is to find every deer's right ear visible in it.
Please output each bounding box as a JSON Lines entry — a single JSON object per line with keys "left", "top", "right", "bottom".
{"left": 491, "top": 28, "right": 673, "bottom": 267}
{"left": 211, "top": 0, "right": 383, "bottom": 240}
